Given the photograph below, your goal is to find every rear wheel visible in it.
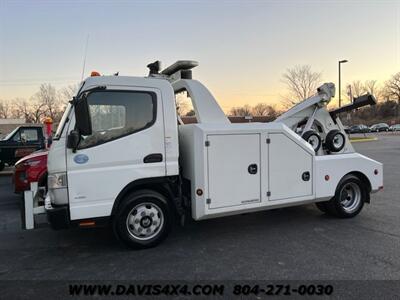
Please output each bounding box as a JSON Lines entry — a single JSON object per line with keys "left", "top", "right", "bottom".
{"left": 0, "top": 161, "right": 5, "bottom": 172}
{"left": 113, "top": 190, "right": 172, "bottom": 249}
{"left": 325, "top": 175, "right": 366, "bottom": 218}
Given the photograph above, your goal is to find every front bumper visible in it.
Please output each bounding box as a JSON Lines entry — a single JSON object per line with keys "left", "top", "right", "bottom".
{"left": 45, "top": 195, "right": 70, "bottom": 230}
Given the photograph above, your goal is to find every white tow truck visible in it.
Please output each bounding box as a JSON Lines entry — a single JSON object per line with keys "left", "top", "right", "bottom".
{"left": 22, "top": 60, "right": 383, "bottom": 249}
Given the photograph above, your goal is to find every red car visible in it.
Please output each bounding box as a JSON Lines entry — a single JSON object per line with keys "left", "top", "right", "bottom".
{"left": 13, "top": 150, "right": 48, "bottom": 193}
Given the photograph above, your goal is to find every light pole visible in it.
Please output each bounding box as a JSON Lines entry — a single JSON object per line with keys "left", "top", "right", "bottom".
{"left": 338, "top": 59, "right": 348, "bottom": 107}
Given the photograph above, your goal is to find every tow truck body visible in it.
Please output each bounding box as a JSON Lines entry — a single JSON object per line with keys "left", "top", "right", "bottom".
{"left": 23, "top": 60, "right": 383, "bottom": 249}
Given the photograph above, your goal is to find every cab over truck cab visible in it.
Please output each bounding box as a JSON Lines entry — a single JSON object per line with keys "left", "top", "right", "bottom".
{"left": 36, "top": 60, "right": 382, "bottom": 249}
{"left": 0, "top": 125, "right": 45, "bottom": 171}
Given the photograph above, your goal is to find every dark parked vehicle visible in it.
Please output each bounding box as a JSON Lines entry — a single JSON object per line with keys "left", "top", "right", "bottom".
{"left": 389, "top": 124, "right": 400, "bottom": 131}
{"left": 349, "top": 124, "right": 370, "bottom": 134}
{"left": 0, "top": 125, "right": 45, "bottom": 171}
{"left": 370, "top": 123, "right": 390, "bottom": 132}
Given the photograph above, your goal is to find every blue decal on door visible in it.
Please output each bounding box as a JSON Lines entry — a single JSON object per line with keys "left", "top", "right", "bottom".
{"left": 74, "top": 154, "right": 89, "bottom": 164}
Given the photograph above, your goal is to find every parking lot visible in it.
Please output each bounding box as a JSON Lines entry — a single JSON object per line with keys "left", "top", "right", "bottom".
{"left": 0, "top": 134, "right": 399, "bottom": 283}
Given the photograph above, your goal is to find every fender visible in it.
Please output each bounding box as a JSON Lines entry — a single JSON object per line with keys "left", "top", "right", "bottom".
{"left": 110, "top": 176, "right": 184, "bottom": 216}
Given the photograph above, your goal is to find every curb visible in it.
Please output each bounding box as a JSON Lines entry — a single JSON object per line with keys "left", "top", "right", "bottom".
{"left": 349, "top": 137, "right": 378, "bottom": 143}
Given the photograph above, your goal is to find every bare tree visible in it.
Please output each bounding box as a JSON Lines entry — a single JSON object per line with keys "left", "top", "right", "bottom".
{"left": 30, "top": 100, "right": 46, "bottom": 123}
{"left": 13, "top": 99, "right": 33, "bottom": 122}
{"left": 229, "top": 105, "right": 252, "bottom": 116}
{"left": 175, "top": 91, "right": 193, "bottom": 116}
{"left": 364, "top": 80, "right": 377, "bottom": 96}
{"left": 282, "top": 65, "right": 322, "bottom": 107}
{"left": 345, "top": 80, "right": 385, "bottom": 102}
{"left": 252, "top": 103, "right": 269, "bottom": 116}
{"left": 383, "top": 72, "right": 400, "bottom": 103}
{"left": 383, "top": 72, "right": 400, "bottom": 116}
{"left": 252, "top": 103, "right": 278, "bottom": 119}
{"left": 0, "top": 99, "right": 11, "bottom": 118}
{"left": 59, "top": 84, "right": 79, "bottom": 102}
{"left": 350, "top": 80, "right": 366, "bottom": 98}
{"left": 33, "top": 83, "right": 59, "bottom": 120}
{"left": 175, "top": 97, "right": 189, "bottom": 116}
{"left": 185, "top": 109, "right": 195, "bottom": 116}
{"left": 12, "top": 97, "right": 46, "bottom": 123}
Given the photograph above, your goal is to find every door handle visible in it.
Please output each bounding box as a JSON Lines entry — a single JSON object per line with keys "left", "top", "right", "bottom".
{"left": 248, "top": 164, "right": 258, "bottom": 174}
{"left": 143, "top": 153, "right": 163, "bottom": 163}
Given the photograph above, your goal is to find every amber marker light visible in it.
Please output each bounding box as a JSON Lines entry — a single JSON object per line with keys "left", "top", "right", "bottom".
{"left": 90, "top": 71, "right": 101, "bottom": 77}
{"left": 79, "top": 220, "right": 96, "bottom": 227}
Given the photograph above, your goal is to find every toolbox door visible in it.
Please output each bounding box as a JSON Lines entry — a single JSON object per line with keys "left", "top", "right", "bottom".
{"left": 206, "top": 134, "right": 261, "bottom": 209}
{"left": 268, "top": 133, "right": 313, "bottom": 201}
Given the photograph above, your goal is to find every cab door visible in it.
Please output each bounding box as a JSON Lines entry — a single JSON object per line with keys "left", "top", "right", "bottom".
{"left": 66, "top": 86, "right": 165, "bottom": 220}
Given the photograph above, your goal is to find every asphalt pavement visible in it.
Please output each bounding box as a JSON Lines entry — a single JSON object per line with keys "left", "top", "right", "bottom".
{"left": 0, "top": 134, "right": 399, "bottom": 285}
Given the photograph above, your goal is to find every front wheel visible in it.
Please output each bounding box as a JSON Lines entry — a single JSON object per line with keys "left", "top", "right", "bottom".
{"left": 325, "top": 175, "right": 366, "bottom": 218}
{"left": 113, "top": 190, "right": 172, "bottom": 249}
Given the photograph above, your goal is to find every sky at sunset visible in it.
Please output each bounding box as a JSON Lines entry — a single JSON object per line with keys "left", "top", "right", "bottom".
{"left": 1, "top": 0, "right": 399, "bottom": 112}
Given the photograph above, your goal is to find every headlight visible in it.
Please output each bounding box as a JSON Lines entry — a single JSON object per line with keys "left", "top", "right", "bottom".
{"left": 48, "top": 172, "right": 68, "bottom": 189}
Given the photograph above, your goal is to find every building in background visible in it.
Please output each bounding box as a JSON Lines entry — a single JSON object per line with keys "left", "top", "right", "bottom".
{"left": 0, "top": 119, "right": 26, "bottom": 139}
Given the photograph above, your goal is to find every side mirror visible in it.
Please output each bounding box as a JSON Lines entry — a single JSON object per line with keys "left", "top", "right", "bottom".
{"left": 67, "top": 130, "right": 80, "bottom": 152}
{"left": 75, "top": 95, "right": 92, "bottom": 136}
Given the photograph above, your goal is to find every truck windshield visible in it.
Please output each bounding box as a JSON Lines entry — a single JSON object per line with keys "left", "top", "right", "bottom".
{"left": 3, "top": 127, "right": 19, "bottom": 140}
{"left": 54, "top": 103, "right": 72, "bottom": 140}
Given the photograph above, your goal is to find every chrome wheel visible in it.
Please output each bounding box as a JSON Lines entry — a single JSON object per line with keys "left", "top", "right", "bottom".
{"left": 126, "top": 202, "right": 164, "bottom": 241}
{"left": 308, "top": 135, "right": 320, "bottom": 150}
{"left": 325, "top": 130, "right": 346, "bottom": 152}
{"left": 339, "top": 182, "right": 361, "bottom": 213}
{"left": 332, "top": 134, "right": 344, "bottom": 149}
{"left": 302, "top": 130, "right": 322, "bottom": 152}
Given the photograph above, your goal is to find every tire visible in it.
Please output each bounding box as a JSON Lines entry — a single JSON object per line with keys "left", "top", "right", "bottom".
{"left": 315, "top": 201, "right": 328, "bottom": 213}
{"left": 0, "top": 161, "right": 5, "bottom": 172}
{"left": 325, "top": 129, "right": 346, "bottom": 152}
{"left": 302, "top": 130, "right": 322, "bottom": 152}
{"left": 113, "top": 190, "right": 172, "bottom": 249}
{"left": 325, "top": 175, "right": 366, "bottom": 218}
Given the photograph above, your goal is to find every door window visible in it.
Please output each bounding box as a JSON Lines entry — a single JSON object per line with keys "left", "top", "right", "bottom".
{"left": 11, "top": 131, "right": 21, "bottom": 142}
{"left": 78, "top": 90, "right": 156, "bottom": 149}
{"left": 21, "top": 129, "right": 39, "bottom": 142}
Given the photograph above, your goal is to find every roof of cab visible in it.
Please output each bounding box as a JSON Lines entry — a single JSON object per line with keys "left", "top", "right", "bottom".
{"left": 82, "top": 75, "right": 172, "bottom": 91}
